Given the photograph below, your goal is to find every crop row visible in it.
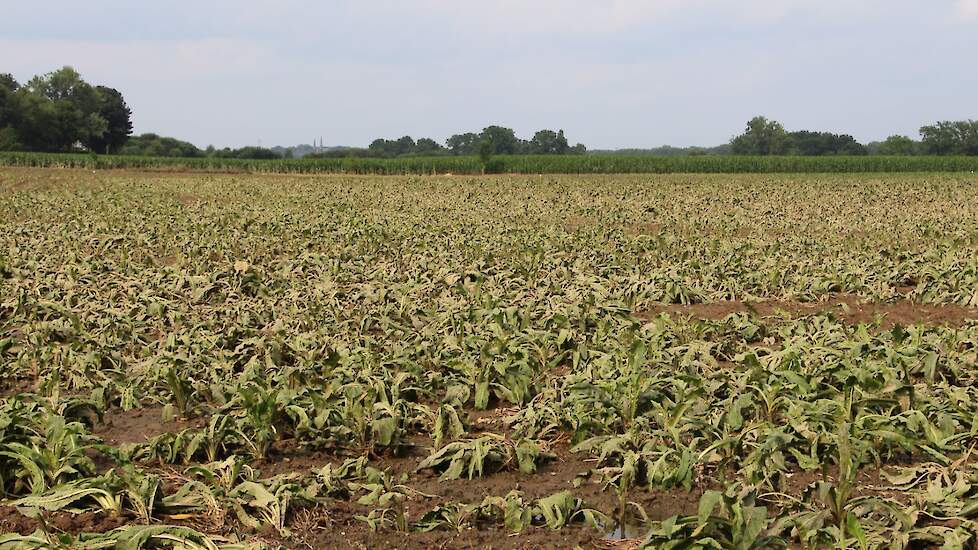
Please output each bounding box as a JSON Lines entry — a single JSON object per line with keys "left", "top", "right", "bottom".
{"left": 2, "top": 170, "right": 978, "bottom": 548}
{"left": 4, "top": 151, "right": 978, "bottom": 174}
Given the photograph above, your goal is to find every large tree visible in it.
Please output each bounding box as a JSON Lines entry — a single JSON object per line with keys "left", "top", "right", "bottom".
{"left": 0, "top": 74, "right": 18, "bottom": 122}
{"left": 786, "top": 131, "right": 866, "bottom": 156}
{"left": 26, "top": 67, "right": 106, "bottom": 151}
{"left": 446, "top": 132, "right": 481, "bottom": 155}
{"left": 86, "top": 86, "right": 133, "bottom": 153}
{"left": 8, "top": 88, "right": 61, "bottom": 151}
{"left": 480, "top": 125, "right": 519, "bottom": 155}
{"left": 958, "top": 122, "right": 978, "bottom": 155}
{"left": 368, "top": 135, "right": 421, "bottom": 157}
{"left": 120, "top": 133, "right": 202, "bottom": 157}
{"left": 392, "top": 135, "right": 416, "bottom": 156}
{"left": 0, "top": 66, "right": 134, "bottom": 153}
{"left": 444, "top": 127, "right": 585, "bottom": 156}
{"left": 414, "top": 137, "right": 443, "bottom": 154}
{"left": 528, "top": 129, "right": 570, "bottom": 155}
{"left": 919, "top": 122, "right": 961, "bottom": 155}
{"left": 920, "top": 121, "right": 978, "bottom": 155}
{"left": 876, "top": 135, "right": 918, "bottom": 155}
{"left": 730, "top": 116, "right": 789, "bottom": 155}
{"left": 0, "top": 74, "right": 21, "bottom": 150}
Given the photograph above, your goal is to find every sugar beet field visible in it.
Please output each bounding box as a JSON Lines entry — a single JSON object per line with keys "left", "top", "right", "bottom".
{"left": 2, "top": 168, "right": 978, "bottom": 549}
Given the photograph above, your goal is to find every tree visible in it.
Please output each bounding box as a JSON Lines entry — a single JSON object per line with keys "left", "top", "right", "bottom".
{"left": 393, "top": 135, "right": 416, "bottom": 156}
{"left": 917, "top": 121, "right": 978, "bottom": 155}
{"left": 919, "top": 122, "right": 960, "bottom": 155}
{"left": 922, "top": 120, "right": 978, "bottom": 155}
{"left": 230, "top": 146, "right": 280, "bottom": 159}
{"left": 418, "top": 128, "right": 586, "bottom": 156}
{"left": 480, "top": 125, "right": 519, "bottom": 155}
{"left": 415, "top": 137, "right": 443, "bottom": 154}
{"left": 368, "top": 138, "right": 392, "bottom": 157}
{"left": 207, "top": 145, "right": 281, "bottom": 159}
{"left": 0, "top": 127, "right": 18, "bottom": 151}
{"left": 478, "top": 138, "right": 493, "bottom": 166}
{"left": 26, "top": 66, "right": 106, "bottom": 151}
{"left": 876, "top": 135, "right": 918, "bottom": 155}
{"left": 446, "top": 132, "right": 481, "bottom": 155}
{"left": 0, "top": 73, "right": 19, "bottom": 124}
{"left": 120, "top": 133, "right": 203, "bottom": 157}
{"left": 85, "top": 86, "right": 132, "bottom": 153}
{"left": 0, "top": 74, "right": 21, "bottom": 150}
{"left": 959, "top": 121, "right": 978, "bottom": 155}
{"left": 9, "top": 89, "right": 60, "bottom": 151}
{"left": 730, "top": 116, "right": 789, "bottom": 155}
{"left": 786, "top": 131, "right": 866, "bottom": 156}
{"left": 0, "top": 74, "right": 17, "bottom": 92}
{"left": 368, "top": 136, "right": 425, "bottom": 157}
{"left": 528, "top": 129, "right": 570, "bottom": 154}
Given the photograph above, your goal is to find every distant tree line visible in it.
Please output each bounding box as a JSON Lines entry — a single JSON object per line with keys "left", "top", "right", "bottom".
{"left": 116, "top": 134, "right": 283, "bottom": 159}
{"left": 590, "top": 145, "right": 732, "bottom": 156}
{"left": 308, "top": 126, "right": 587, "bottom": 159}
{"left": 730, "top": 117, "right": 866, "bottom": 156}
{"left": 445, "top": 126, "right": 587, "bottom": 156}
{"left": 205, "top": 145, "right": 281, "bottom": 160}
{"left": 0, "top": 67, "right": 132, "bottom": 153}
{"left": 913, "top": 121, "right": 978, "bottom": 155}
{"left": 4, "top": 68, "right": 978, "bottom": 159}
{"left": 119, "top": 134, "right": 200, "bottom": 158}
{"left": 0, "top": 66, "right": 284, "bottom": 160}
{"left": 730, "top": 116, "right": 978, "bottom": 156}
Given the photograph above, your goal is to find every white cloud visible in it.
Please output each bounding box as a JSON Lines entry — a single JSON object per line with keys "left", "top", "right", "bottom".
{"left": 399, "top": 0, "right": 891, "bottom": 36}
{"left": 0, "top": 38, "right": 276, "bottom": 83}
{"left": 953, "top": 0, "right": 978, "bottom": 20}
{"left": 2, "top": 0, "right": 974, "bottom": 149}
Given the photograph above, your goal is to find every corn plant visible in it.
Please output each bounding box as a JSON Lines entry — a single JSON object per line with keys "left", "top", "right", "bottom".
{"left": 417, "top": 435, "right": 550, "bottom": 480}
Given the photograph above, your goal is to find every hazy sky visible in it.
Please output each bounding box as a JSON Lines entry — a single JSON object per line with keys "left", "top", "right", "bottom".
{"left": 4, "top": 1, "right": 977, "bottom": 149}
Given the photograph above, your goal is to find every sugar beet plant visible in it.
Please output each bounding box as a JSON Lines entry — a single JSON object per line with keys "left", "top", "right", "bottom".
{"left": 1, "top": 169, "right": 978, "bottom": 547}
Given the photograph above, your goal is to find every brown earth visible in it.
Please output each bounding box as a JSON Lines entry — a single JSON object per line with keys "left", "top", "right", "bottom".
{"left": 93, "top": 406, "right": 206, "bottom": 446}
{"left": 0, "top": 458, "right": 923, "bottom": 549}
{"left": 0, "top": 399, "right": 947, "bottom": 549}
{"left": 563, "top": 216, "right": 596, "bottom": 232}
{"left": 77, "top": 402, "right": 707, "bottom": 548}
{"left": 0, "top": 377, "right": 36, "bottom": 399}
{"left": 175, "top": 192, "right": 202, "bottom": 205}
{"left": 641, "top": 294, "right": 978, "bottom": 330}
{"left": 245, "top": 430, "right": 709, "bottom": 549}
{"left": 291, "top": 519, "right": 600, "bottom": 550}
{"left": 0, "top": 167, "right": 247, "bottom": 183}
{"left": 0, "top": 505, "right": 134, "bottom": 536}
{"left": 1, "top": 393, "right": 919, "bottom": 547}
{"left": 624, "top": 223, "right": 663, "bottom": 236}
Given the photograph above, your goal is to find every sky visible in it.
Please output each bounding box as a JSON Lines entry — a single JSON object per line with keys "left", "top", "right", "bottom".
{"left": 3, "top": 1, "right": 977, "bottom": 149}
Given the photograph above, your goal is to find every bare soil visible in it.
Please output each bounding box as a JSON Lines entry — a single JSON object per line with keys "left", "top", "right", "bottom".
{"left": 93, "top": 406, "right": 206, "bottom": 446}
{"left": 624, "top": 223, "right": 663, "bottom": 235}
{"left": 0, "top": 505, "right": 134, "bottom": 535}
{"left": 0, "top": 377, "right": 36, "bottom": 399}
{"left": 289, "top": 502, "right": 602, "bottom": 550}
{"left": 1, "top": 398, "right": 947, "bottom": 548}
{"left": 236, "top": 424, "right": 714, "bottom": 550}
{"left": 79, "top": 403, "right": 707, "bottom": 548}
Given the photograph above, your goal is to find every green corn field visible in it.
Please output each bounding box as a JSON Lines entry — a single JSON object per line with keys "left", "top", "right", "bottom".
{"left": 4, "top": 151, "right": 978, "bottom": 174}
